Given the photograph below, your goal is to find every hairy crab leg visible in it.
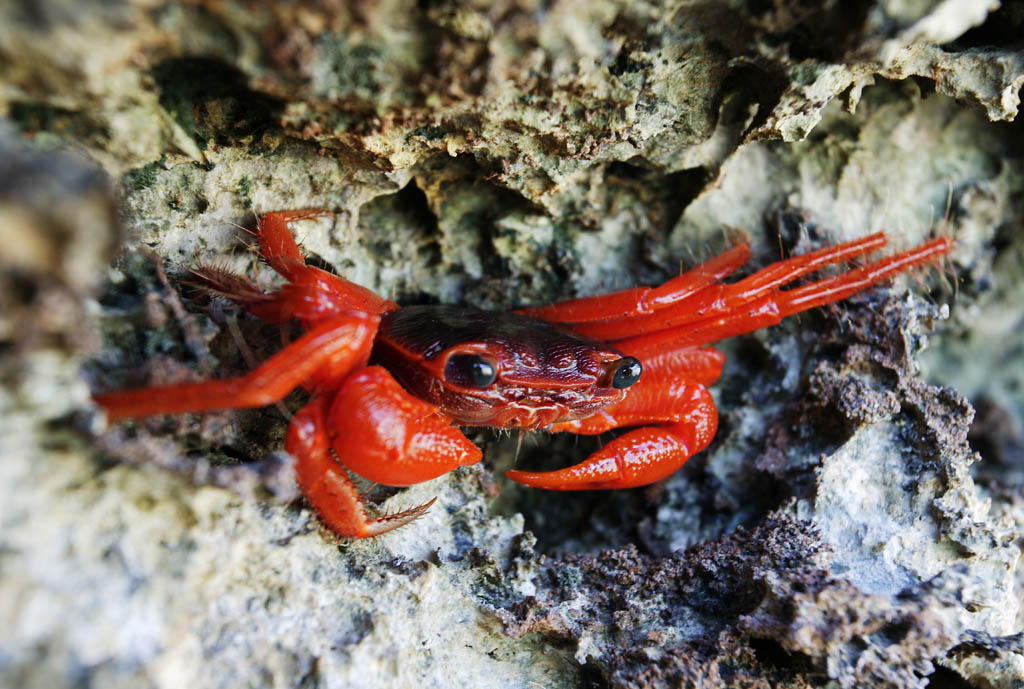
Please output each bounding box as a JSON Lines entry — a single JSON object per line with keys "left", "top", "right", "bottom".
{"left": 565, "top": 233, "right": 892, "bottom": 340}
{"left": 191, "top": 265, "right": 395, "bottom": 325}
{"left": 258, "top": 210, "right": 399, "bottom": 315}
{"left": 93, "top": 312, "right": 378, "bottom": 419}
{"left": 191, "top": 210, "right": 397, "bottom": 325}
{"left": 255, "top": 210, "right": 331, "bottom": 281}
{"left": 289, "top": 396, "right": 438, "bottom": 538}
{"left": 506, "top": 380, "right": 717, "bottom": 490}
{"left": 515, "top": 243, "right": 751, "bottom": 323}
{"left": 617, "top": 236, "right": 952, "bottom": 357}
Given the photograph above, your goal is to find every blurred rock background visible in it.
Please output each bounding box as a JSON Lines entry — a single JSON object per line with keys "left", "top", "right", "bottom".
{"left": 1, "top": 1, "right": 1022, "bottom": 687}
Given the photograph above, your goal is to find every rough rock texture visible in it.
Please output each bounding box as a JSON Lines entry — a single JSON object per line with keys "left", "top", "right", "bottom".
{"left": 1, "top": 1, "right": 1023, "bottom": 688}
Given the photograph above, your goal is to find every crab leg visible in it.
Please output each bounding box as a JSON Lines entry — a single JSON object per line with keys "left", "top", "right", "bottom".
{"left": 617, "top": 236, "right": 952, "bottom": 357}
{"left": 521, "top": 234, "right": 889, "bottom": 331}
{"left": 94, "top": 312, "right": 378, "bottom": 419}
{"left": 257, "top": 210, "right": 399, "bottom": 315}
{"left": 506, "top": 380, "right": 716, "bottom": 490}
{"left": 288, "top": 396, "right": 439, "bottom": 538}
{"left": 515, "top": 243, "right": 751, "bottom": 323}
{"left": 253, "top": 209, "right": 330, "bottom": 280}
{"left": 565, "top": 233, "right": 893, "bottom": 340}
{"left": 191, "top": 210, "right": 397, "bottom": 324}
{"left": 191, "top": 264, "right": 396, "bottom": 325}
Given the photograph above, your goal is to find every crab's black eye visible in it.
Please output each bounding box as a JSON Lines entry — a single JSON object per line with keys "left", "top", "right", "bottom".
{"left": 610, "top": 357, "right": 642, "bottom": 389}
{"left": 445, "top": 353, "right": 498, "bottom": 388}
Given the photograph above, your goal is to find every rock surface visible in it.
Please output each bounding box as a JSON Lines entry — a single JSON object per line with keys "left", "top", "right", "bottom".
{"left": 1, "top": 1, "right": 1023, "bottom": 688}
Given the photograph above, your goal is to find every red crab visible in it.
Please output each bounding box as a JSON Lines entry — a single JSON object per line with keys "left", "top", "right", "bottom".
{"left": 94, "top": 211, "right": 952, "bottom": 538}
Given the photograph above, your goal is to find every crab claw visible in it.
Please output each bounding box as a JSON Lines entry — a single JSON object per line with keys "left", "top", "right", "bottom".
{"left": 290, "top": 396, "right": 449, "bottom": 539}
{"left": 507, "top": 383, "right": 718, "bottom": 490}
{"left": 328, "top": 366, "right": 482, "bottom": 486}
{"left": 506, "top": 427, "right": 697, "bottom": 490}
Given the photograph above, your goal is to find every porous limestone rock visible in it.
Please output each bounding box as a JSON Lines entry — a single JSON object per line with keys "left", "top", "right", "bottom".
{"left": 1, "top": 1, "right": 1022, "bottom": 688}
